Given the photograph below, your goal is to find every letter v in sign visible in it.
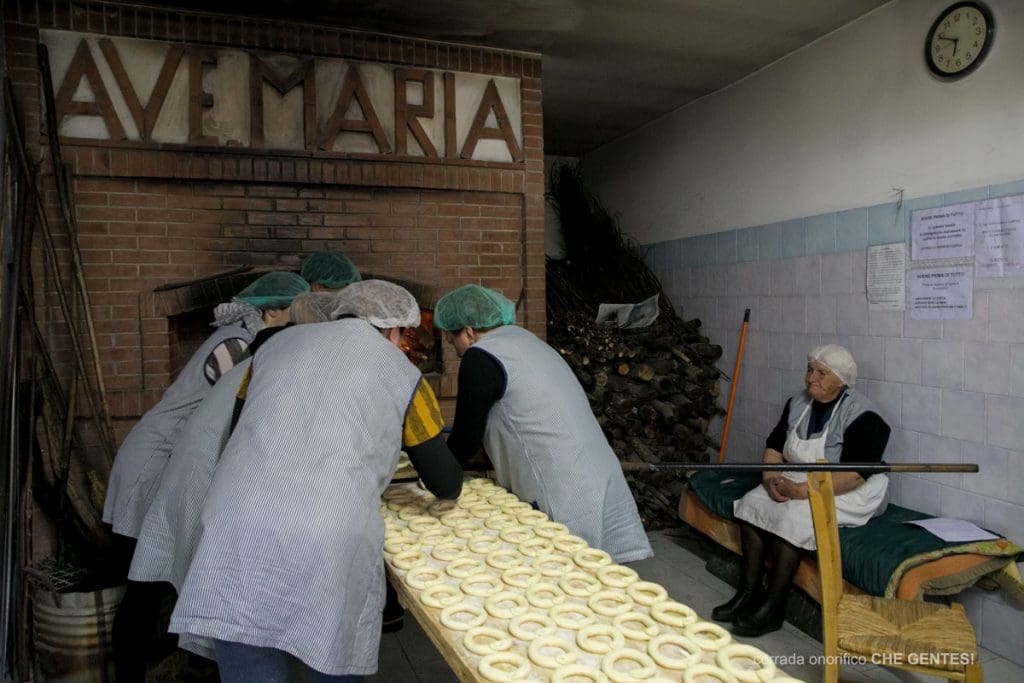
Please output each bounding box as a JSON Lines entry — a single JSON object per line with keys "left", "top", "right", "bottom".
{"left": 98, "top": 38, "right": 184, "bottom": 140}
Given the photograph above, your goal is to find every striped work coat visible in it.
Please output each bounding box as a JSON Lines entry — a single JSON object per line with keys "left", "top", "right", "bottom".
{"left": 169, "top": 320, "right": 423, "bottom": 676}
{"left": 103, "top": 321, "right": 253, "bottom": 538}
{"left": 128, "top": 358, "right": 251, "bottom": 591}
{"left": 474, "top": 325, "right": 653, "bottom": 564}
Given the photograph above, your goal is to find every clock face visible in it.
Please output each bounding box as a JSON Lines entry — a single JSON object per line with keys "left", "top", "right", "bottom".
{"left": 926, "top": 2, "right": 994, "bottom": 78}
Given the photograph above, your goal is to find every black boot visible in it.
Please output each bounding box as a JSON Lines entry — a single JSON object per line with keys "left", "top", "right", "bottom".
{"left": 711, "top": 587, "right": 763, "bottom": 622}
{"left": 731, "top": 597, "right": 785, "bottom": 637}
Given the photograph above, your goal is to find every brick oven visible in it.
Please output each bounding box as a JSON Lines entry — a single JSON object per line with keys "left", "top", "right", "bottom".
{"left": 4, "top": 0, "right": 546, "bottom": 438}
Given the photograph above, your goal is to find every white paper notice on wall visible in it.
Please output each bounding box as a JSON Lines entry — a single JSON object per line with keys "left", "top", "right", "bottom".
{"left": 866, "top": 243, "right": 906, "bottom": 310}
{"left": 974, "top": 195, "right": 1024, "bottom": 278}
{"left": 909, "top": 266, "right": 973, "bottom": 320}
{"left": 911, "top": 202, "right": 975, "bottom": 260}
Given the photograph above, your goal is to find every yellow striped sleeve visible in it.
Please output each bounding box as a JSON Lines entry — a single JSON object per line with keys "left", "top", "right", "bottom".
{"left": 403, "top": 378, "right": 445, "bottom": 448}
{"left": 236, "top": 365, "right": 253, "bottom": 401}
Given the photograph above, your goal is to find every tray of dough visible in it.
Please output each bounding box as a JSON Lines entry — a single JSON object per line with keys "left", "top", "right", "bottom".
{"left": 381, "top": 477, "right": 801, "bottom": 683}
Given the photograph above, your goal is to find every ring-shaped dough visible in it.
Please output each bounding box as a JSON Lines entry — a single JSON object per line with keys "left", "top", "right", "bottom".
{"left": 382, "top": 486, "right": 413, "bottom": 501}
{"left": 439, "top": 602, "right": 487, "bottom": 631}
{"left": 463, "top": 626, "right": 513, "bottom": 657}
{"left": 626, "top": 580, "right": 669, "bottom": 606}
{"left": 534, "top": 521, "right": 571, "bottom": 539}
{"left": 431, "top": 541, "right": 468, "bottom": 562}
{"left": 518, "top": 537, "right": 554, "bottom": 557}
{"left": 612, "top": 612, "right": 660, "bottom": 641}
{"left": 385, "top": 499, "right": 407, "bottom": 511}
{"left": 405, "top": 518, "right": 442, "bottom": 532}
{"left": 440, "top": 510, "right": 473, "bottom": 528}
{"left": 550, "top": 664, "right": 609, "bottom": 683}
{"left": 549, "top": 602, "right": 597, "bottom": 630}
{"left": 487, "top": 492, "right": 520, "bottom": 507}
{"left": 467, "top": 535, "right": 502, "bottom": 554}
{"left": 535, "top": 553, "right": 575, "bottom": 577}
{"left": 469, "top": 503, "right": 500, "bottom": 519}
{"left": 466, "top": 477, "right": 495, "bottom": 490}
{"left": 428, "top": 499, "right": 458, "bottom": 516}
{"left": 650, "top": 600, "right": 698, "bottom": 628}
{"left": 417, "top": 527, "right": 455, "bottom": 546}
{"left": 501, "top": 501, "right": 534, "bottom": 515}
{"left": 647, "top": 633, "right": 703, "bottom": 670}
{"left": 484, "top": 513, "right": 518, "bottom": 530}
{"left": 452, "top": 522, "right": 481, "bottom": 540}
{"left": 501, "top": 565, "right": 542, "bottom": 589}
{"left": 460, "top": 573, "right": 503, "bottom": 598}
{"left": 600, "top": 649, "right": 657, "bottom": 683}
{"left": 420, "top": 583, "right": 463, "bottom": 609}
{"left": 527, "top": 634, "right": 579, "bottom": 669}
{"left": 552, "top": 534, "right": 589, "bottom": 554}
{"left": 508, "top": 612, "right": 556, "bottom": 641}
{"left": 485, "top": 548, "right": 524, "bottom": 571}
{"left": 715, "top": 644, "right": 777, "bottom": 683}
{"left": 683, "top": 621, "right": 732, "bottom": 652}
{"left": 525, "top": 581, "right": 567, "bottom": 609}
{"left": 575, "top": 624, "right": 625, "bottom": 655}
{"left": 498, "top": 526, "right": 534, "bottom": 544}
{"left": 477, "top": 652, "right": 531, "bottom": 683}
{"left": 445, "top": 556, "right": 485, "bottom": 578}
{"left": 403, "top": 565, "right": 446, "bottom": 591}
{"left": 682, "top": 664, "right": 739, "bottom": 683}
{"left": 398, "top": 505, "right": 427, "bottom": 521}
{"left": 455, "top": 491, "right": 483, "bottom": 506}
{"left": 588, "top": 590, "right": 635, "bottom": 617}
{"left": 573, "top": 547, "right": 613, "bottom": 571}
{"left": 559, "top": 570, "right": 603, "bottom": 597}
{"left": 516, "top": 510, "right": 549, "bottom": 526}
{"left": 391, "top": 550, "right": 427, "bottom": 570}
{"left": 596, "top": 565, "right": 639, "bottom": 589}
{"left": 383, "top": 538, "right": 419, "bottom": 555}
{"left": 483, "top": 591, "right": 530, "bottom": 619}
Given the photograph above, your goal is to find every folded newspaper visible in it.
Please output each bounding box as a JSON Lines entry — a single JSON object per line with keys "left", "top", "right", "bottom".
{"left": 595, "top": 294, "right": 660, "bottom": 329}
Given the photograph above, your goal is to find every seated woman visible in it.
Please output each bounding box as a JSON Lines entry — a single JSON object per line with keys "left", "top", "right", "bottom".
{"left": 713, "top": 344, "right": 890, "bottom": 637}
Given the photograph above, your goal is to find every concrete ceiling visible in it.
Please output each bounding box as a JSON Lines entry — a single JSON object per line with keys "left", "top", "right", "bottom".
{"left": 166, "top": 0, "right": 892, "bottom": 156}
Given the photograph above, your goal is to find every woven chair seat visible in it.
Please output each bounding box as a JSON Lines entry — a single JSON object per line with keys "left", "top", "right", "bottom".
{"left": 836, "top": 594, "right": 979, "bottom": 672}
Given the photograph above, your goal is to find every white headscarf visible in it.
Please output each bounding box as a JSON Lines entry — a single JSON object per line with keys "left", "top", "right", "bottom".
{"left": 808, "top": 344, "right": 857, "bottom": 387}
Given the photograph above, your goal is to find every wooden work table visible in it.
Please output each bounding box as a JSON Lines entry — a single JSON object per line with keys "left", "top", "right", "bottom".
{"left": 382, "top": 478, "right": 794, "bottom": 683}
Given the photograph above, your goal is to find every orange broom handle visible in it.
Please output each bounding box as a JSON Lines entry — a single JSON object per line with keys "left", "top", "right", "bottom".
{"left": 717, "top": 309, "right": 750, "bottom": 463}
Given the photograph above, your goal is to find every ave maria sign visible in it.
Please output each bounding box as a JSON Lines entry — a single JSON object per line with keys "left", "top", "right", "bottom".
{"left": 41, "top": 29, "right": 524, "bottom": 164}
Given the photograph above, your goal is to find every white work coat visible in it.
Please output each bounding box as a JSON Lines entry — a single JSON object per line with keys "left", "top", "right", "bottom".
{"left": 169, "top": 320, "right": 422, "bottom": 676}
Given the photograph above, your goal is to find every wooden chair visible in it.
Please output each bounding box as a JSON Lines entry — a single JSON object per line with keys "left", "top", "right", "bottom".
{"left": 806, "top": 467, "right": 983, "bottom": 683}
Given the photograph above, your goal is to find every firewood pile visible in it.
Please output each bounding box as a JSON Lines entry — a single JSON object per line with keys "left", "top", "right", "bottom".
{"left": 546, "top": 162, "right": 725, "bottom": 528}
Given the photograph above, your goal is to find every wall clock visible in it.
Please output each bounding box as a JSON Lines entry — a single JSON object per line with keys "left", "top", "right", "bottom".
{"left": 926, "top": 2, "right": 994, "bottom": 78}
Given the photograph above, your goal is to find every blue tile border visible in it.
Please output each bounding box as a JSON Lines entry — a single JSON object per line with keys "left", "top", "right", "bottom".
{"left": 646, "top": 178, "right": 1023, "bottom": 267}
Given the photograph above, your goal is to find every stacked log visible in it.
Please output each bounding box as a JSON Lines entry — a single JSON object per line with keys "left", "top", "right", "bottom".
{"left": 545, "top": 162, "right": 726, "bottom": 529}
{"left": 548, "top": 309, "right": 724, "bottom": 528}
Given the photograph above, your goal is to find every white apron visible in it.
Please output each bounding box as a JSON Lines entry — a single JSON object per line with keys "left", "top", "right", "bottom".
{"left": 733, "top": 396, "right": 888, "bottom": 550}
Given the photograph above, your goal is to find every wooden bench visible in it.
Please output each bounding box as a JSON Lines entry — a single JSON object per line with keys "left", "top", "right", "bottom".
{"left": 679, "top": 481, "right": 1023, "bottom": 603}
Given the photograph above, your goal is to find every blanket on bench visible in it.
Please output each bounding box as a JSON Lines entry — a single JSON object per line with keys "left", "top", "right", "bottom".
{"left": 686, "top": 470, "right": 1024, "bottom": 602}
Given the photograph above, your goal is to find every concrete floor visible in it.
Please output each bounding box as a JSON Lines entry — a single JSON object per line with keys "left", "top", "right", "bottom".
{"left": 370, "top": 528, "right": 1023, "bottom": 682}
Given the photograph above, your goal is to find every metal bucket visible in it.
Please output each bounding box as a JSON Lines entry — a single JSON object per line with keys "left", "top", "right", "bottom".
{"left": 32, "top": 584, "right": 125, "bottom": 682}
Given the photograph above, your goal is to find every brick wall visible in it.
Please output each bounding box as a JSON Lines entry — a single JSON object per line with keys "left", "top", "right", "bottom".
{"left": 5, "top": 0, "right": 545, "bottom": 433}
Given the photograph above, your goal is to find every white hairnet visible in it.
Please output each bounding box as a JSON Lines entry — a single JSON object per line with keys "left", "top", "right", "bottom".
{"left": 331, "top": 279, "right": 421, "bottom": 329}
{"left": 289, "top": 292, "right": 339, "bottom": 324}
{"left": 808, "top": 344, "right": 857, "bottom": 387}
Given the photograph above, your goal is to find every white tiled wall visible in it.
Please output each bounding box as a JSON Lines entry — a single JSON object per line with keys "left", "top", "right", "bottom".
{"left": 644, "top": 188, "right": 1024, "bottom": 665}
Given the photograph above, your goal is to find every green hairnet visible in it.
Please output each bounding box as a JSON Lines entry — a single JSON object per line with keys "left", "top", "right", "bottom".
{"left": 234, "top": 272, "right": 310, "bottom": 310}
{"left": 433, "top": 285, "right": 516, "bottom": 331}
{"left": 300, "top": 250, "right": 362, "bottom": 289}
